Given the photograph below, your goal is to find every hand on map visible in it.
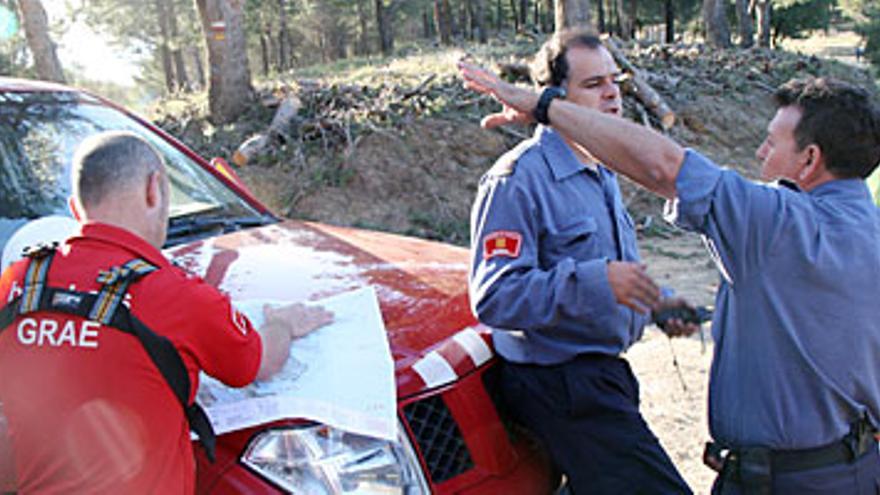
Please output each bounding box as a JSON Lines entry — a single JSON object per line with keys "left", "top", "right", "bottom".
{"left": 263, "top": 302, "right": 334, "bottom": 339}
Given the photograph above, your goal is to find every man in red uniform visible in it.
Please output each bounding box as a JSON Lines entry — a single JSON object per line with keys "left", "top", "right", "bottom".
{"left": 0, "top": 131, "right": 332, "bottom": 494}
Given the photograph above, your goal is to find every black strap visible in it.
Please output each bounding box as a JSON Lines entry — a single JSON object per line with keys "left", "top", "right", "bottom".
{"left": 0, "top": 257, "right": 217, "bottom": 462}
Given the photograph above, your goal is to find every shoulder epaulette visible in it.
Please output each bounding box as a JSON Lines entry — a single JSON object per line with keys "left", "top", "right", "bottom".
{"left": 487, "top": 138, "right": 536, "bottom": 178}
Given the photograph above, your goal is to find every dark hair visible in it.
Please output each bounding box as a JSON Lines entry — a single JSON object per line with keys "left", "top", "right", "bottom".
{"left": 530, "top": 29, "right": 603, "bottom": 88}
{"left": 72, "top": 131, "right": 164, "bottom": 208}
{"left": 774, "top": 77, "right": 880, "bottom": 179}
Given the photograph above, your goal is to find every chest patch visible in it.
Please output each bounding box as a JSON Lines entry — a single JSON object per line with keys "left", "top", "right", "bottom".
{"left": 483, "top": 231, "right": 523, "bottom": 260}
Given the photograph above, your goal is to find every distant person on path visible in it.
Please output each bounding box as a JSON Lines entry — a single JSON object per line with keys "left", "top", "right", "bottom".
{"left": 467, "top": 30, "right": 699, "bottom": 494}
{"left": 459, "top": 56, "right": 880, "bottom": 494}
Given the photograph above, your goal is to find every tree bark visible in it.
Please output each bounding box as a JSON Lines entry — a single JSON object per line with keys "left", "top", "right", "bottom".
{"left": 434, "top": 0, "right": 452, "bottom": 45}
{"left": 259, "top": 31, "right": 270, "bottom": 76}
{"left": 614, "top": 0, "right": 630, "bottom": 40}
{"left": 277, "top": 0, "right": 290, "bottom": 70}
{"left": 554, "top": 0, "right": 591, "bottom": 32}
{"left": 509, "top": 0, "right": 519, "bottom": 31}
{"left": 18, "top": 0, "right": 65, "bottom": 82}
{"left": 542, "top": 0, "right": 553, "bottom": 32}
{"left": 375, "top": 0, "right": 395, "bottom": 55}
{"left": 154, "top": 0, "right": 176, "bottom": 92}
{"left": 702, "top": 0, "right": 731, "bottom": 48}
{"left": 664, "top": 0, "right": 674, "bottom": 43}
{"left": 167, "top": 0, "right": 190, "bottom": 91}
{"left": 191, "top": 46, "right": 205, "bottom": 89}
{"left": 473, "top": 0, "right": 488, "bottom": 42}
{"left": 357, "top": 0, "right": 371, "bottom": 54}
{"left": 194, "top": 0, "right": 254, "bottom": 125}
{"left": 755, "top": 0, "right": 771, "bottom": 48}
{"left": 735, "top": 0, "right": 754, "bottom": 48}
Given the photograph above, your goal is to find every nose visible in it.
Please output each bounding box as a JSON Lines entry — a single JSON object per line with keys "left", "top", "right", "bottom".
{"left": 756, "top": 141, "right": 767, "bottom": 161}
{"left": 602, "top": 79, "right": 620, "bottom": 99}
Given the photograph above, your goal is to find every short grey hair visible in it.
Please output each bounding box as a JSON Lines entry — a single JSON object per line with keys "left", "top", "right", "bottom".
{"left": 71, "top": 131, "right": 165, "bottom": 208}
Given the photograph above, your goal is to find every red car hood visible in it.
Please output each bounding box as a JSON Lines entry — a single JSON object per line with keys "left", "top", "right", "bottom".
{"left": 167, "top": 219, "right": 491, "bottom": 398}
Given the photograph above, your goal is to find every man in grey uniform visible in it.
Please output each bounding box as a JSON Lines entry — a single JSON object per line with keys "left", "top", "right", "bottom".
{"left": 468, "top": 31, "right": 697, "bottom": 494}
{"left": 460, "top": 56, "right": 880, "bottom": 493}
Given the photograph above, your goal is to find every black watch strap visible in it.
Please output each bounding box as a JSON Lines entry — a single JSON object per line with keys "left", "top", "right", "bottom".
{"left": 533, "top": 86, "right": 566, "bottom": 125}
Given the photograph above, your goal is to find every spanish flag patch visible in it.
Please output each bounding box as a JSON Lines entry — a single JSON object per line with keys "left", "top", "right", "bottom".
{"left": 483, "top": 231, "right": 522, "bottom": 260}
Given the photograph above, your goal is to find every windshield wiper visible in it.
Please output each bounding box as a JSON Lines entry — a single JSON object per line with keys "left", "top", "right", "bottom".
{"left": 165, "top": 214, "right": 276, "bottom": 243}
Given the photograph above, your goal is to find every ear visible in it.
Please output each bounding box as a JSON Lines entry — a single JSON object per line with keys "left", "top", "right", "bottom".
{"left": 68, "top": 197, "right": 83, "bottom": 221}
{"left": 798, "top": 144, "right": 823, "bottom": 181}
{"left": 145, "top": 171, "right": 161, "bottom": 209}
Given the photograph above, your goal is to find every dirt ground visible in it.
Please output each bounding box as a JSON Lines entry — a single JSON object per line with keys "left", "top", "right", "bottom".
{"left": 630, "top": 231, "right": 720, "bottom": 494}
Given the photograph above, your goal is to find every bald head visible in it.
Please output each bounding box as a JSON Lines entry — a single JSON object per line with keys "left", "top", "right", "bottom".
{"left": 69, "top": 131, "right": 170, "bottom": 248}
{"left": 72, "top": 131, "right": 164, "bottom": 210}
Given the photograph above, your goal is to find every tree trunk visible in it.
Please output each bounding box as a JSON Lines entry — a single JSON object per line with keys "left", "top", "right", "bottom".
{"left": 542, "top": 0, "right": 553, "bottom": 32}
{"left": 755, "top": 0, "right": 771, "bottom": 47}
{"left": 422, "top": 9, "right": 432, "bottom": 38}
{"left": 597, "top": 0, "right": 605, "bottom": 33}
{"left": 614, "top": 0, "right": 630, "bottom": 40}
{"left": 277, "top": 0, "right": 290, "bottom": 70}
{"left": 627, "top": 0, "right": 636, "bottom": 39}
{"left": 375, "top": 0, "right": 395, "bottom": 55}
{"left": 190, "top": 46, "right": 205, "bottom": 89}
{"left": 519, "top": 0, "right": 528, "bottom": 28}
{"left": 154, "top": 0, "right": 176, "bottom": 93}
{"left": 18, "top": 0, "right": 65, "bottom": 82}
{"left": 259, "top": 32, "right": 269, "bottom": 76}
{"left": 496, "top": 0, "right": 503, "bottom": 30}
{"left": 509, "top": 0, "right": 519, "bottom": 31}
{"left": 357, "top": 0, "right": 371, "bottom": 54}
{"left": 554, "top": 0, "right": 591, "bottom": 32}
{"left": 702, "top": 0, "right": 731, "bottom": 48}
{"left": 735, "top": 0, "right": 754, "bottom": 48}
{"left": 664, "top": 0, "right": 674, "bottom": 43}
{"left": 166, "top": 0, "right": 190, "bottom": 91}
{"left": 473, "top": 0, "right": 488, "bottom": 42}
{"left": 194, "top": 0, "right": 254, "bottom": 125}
{"left": 434, "top": 0, "right": 452, "bottom": 45}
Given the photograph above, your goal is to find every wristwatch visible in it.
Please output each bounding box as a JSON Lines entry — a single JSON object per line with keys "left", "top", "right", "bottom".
{"left": 533, "top": 86, "right": 567, "bottom": 125}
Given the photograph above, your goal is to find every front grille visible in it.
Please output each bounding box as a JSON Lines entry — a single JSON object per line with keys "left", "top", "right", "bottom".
{"left": 402, "top": 395, "right": 474, "bottom": 484}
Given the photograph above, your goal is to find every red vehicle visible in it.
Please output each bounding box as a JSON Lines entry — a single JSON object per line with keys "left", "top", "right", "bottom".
{"left": 0, "top": 78, "right": 556, "bottom": 494}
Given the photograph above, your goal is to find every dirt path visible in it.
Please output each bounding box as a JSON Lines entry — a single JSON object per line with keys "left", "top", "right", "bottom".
{"left": 629, "top": 231, "right": 719, "bottom": 494}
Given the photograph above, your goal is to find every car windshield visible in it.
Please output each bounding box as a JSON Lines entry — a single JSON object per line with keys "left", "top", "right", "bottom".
{"left": 0, "top": 90, "right": 271, "bottom": 262}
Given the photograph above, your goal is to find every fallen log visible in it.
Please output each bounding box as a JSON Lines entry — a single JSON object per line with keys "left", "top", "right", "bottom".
{"left": 232, "top": 94, "right": 302, "bottom": 166}
{"left": 602, "top": 35, "right": 676, "bottom": 130}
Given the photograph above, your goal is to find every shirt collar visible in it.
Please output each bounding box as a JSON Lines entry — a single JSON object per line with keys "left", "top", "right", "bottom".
{"left": 70, "top": 222, "right": 171, "bottom": 268}
{"left": 808, "top": 178, "right": 873, "bottom": 201}
{"left": 536, "top": 125, "right": 599, "bottom": 181}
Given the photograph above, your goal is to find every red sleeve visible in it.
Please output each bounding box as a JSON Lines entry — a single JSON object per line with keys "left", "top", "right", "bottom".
{"left": 137, "top": 270, "right": 262, "bottom": 391}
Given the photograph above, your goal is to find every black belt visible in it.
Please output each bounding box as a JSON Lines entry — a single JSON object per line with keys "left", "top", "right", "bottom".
{"left": 704, "top": 417, "right": 878, "bottom": 477}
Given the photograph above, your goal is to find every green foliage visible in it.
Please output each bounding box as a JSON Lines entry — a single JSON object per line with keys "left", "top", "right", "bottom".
{"left": 771, "top": 0, "right": 836, "bottom": 43}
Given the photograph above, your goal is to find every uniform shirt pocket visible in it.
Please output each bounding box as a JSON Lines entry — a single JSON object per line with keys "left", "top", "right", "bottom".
{"left": 542, "top": 216, "right": 601, "bottom": 265}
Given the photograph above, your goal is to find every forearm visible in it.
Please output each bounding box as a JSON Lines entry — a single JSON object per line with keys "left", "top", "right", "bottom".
{"left": 255, "top": 320, "right": 293, "bottom": 381}
{"left": 472, "top": 259, "right": 618, "bottom": 331}
{"left": 549, "top": 100, "right": 685, "bottom": 199}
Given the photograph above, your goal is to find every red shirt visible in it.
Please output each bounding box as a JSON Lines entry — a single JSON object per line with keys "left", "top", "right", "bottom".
{"left": 0, "top": 223, "right": 262, "bottom": 494}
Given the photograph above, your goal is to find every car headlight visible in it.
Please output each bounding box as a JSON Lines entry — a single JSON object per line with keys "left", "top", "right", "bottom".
{"left": 241, "top": 423, "right": 430, "bottom": 494}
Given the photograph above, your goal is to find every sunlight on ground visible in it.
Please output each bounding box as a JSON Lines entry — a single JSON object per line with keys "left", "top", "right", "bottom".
{"left": 781, "top": 28, "right": 868, "bottom": 68}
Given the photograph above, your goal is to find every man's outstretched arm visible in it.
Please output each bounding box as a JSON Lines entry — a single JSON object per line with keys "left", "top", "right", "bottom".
{"left": 458, "top": 61, "right": 685, "bottom": 199}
